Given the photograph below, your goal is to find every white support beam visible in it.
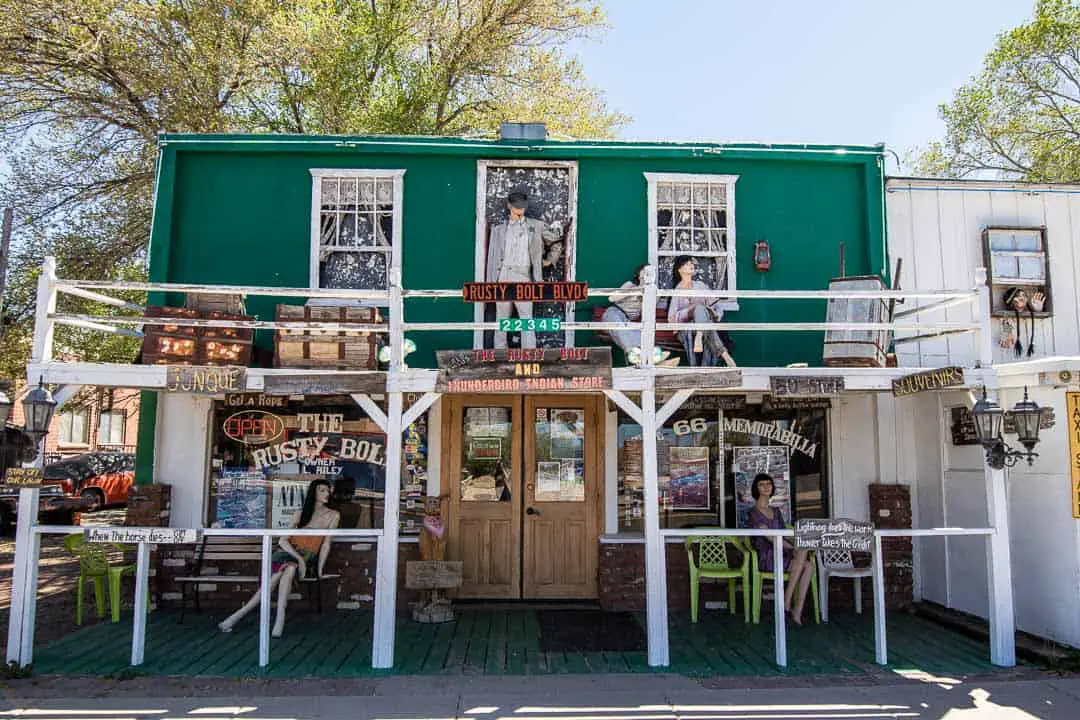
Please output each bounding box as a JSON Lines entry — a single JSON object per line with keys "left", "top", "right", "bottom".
{"left": 130, "top": 542, "right": 150, "bottom": 665}
{"left": 602, "top": 389, "right": 643, "bottom": 424}
{"left": 772, "top": 534, "right": 787, "bottom": 667}
{"left": 372, "top": 392, "right": 403, "bottom": 669}
{"left": 258, "top": 534, "right": 272, "bottom": 667}
{"left": 986, "top": 455, "right": 1016, "bottom": 666}
{"left": 655, "top": 389, "right": 694, "bottom": 427}
{"left": 401, "top": 392, "right": 439, "bottom": 429}
{"left": 873, "top": 532, "right": 887, "bottom": 665}
{"left": 51, "top": 385, "right": 84, "bottom": 409}
{"left": 31, "top": 257, "right": 57, "bottom": 364}
{"left": 641, "top": 389, "right": 669, "bottom": 667}
{"left": 352, "top": 394, "right": 388, "bottom": 432}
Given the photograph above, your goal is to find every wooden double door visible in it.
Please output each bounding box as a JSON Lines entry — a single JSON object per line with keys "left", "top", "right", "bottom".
{"left": 445, "top": 395, "right": 602, "bottom": 599}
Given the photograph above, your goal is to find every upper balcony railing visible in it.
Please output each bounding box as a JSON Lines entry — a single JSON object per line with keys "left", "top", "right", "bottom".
{"left": 33, "top": 257, "right": 992, "bottom": 377}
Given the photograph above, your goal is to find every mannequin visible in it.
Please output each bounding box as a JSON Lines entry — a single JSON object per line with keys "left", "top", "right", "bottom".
{"left": 218, "top": 478, "right": 340, "bottom": 637}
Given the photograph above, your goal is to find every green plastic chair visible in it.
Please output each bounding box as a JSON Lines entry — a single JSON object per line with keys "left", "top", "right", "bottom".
{"left": 64, "top": 534, "right": 147, "bottom": 624}
{"left": 747, "top": 539, "right": 821, "bottom": 625}
{"left": 685, "top": 536, "right": 750, "bottom": 623}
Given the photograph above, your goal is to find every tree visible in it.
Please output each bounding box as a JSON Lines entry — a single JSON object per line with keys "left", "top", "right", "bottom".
{"left": 910, "top": 0, "right": 1080, "bottom": 181}
{"left": 0, "top": 0, "right": 624, "bottom": 372}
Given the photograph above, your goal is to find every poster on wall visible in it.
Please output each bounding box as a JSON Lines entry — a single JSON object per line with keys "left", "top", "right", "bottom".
{"left": 550, "top": 409, "right": 585, "bottom": 459}
{"left": 664, "top": 447, "right": 710, "bottom": 510}
{"left": 214, "top": 469, "right": 268, "bottom": 528}
{"left": 1068, "top": 393, "right": 1080, "bottom": 519}
{"left": 733, "top": 446, "right": 791, "bottom": 528}
{"left": 537, "top": 461, "right": 562, "bottom": 501}
{"left": 560, "top": 459, "right": 585, "bottom": 501}
{"left": 268, "top": 475, "right": 310, "bottom": 529}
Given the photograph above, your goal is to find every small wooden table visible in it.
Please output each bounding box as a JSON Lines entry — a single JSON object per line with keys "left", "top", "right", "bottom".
{"left": 405, "top": 560, "right": 463, "bottom": 623}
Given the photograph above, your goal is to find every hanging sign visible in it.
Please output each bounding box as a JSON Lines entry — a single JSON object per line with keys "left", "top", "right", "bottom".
{"left": 261, "top": 372, "right": 386, "bottom": 396}
{"left": 656, "top": 370, "right": 741, "bottom": 391}
{"left": 763, "top": 397, "right": 832, "bottom": 411}
{"left": 722, "top": 417, "right": 819, "bottom": 458}
{"left": 435, "top": 347, "right": 612, "bottom": 393}
{"left": 1068, "top": 393, "right": 1080, "bottom": 519}
{"left": 165, "top": 365, "right": 245, "bottom": 394}
{"left": 462, "top": 281, "right": 588, "bottom": 303}
{"left": 770, "top": 376, "right": 844, "bottom": 397}
{"left": 794, "top": 518, "right": 873, "bottom": 552}
{"left": 225, "top": 393, "right": 288, "bottom": 409}
{"left": 223, "top": 411, "right": 286, "bottom": 445}
{"left": 892, "top": 367, "right": 964, "bottom": 397}
{"left": 85, "top": 527, "right": 199, "bottom": 544}
{"left": 3, "top": 468, "right": 43, "bottom": 487}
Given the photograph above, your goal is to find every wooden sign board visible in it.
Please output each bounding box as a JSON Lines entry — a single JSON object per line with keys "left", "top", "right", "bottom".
{"left": 655, "top": 370, "right": 742, "bottom": 391}
{"left": 165, "top": 365, "right": 246, "bottom": 394}
{"left": 950, "top": 406, "right": 981, "bottom": 446}
{"left": 462, "top": 281, "right": 588, "bottom": 303}
{"left": 225, "top": 393, "right": 289, "bottom": 409}
{"left": 85, "top": 527, "right": 199, "bottom": 544}
{"left": 794, "top": 518, "right": 873, "bottom": 552}
{"left": 892, "top": 367, "right": 964, "bottom": 397}
{"left": 1069, "top": 392, "right": 1080, "bottom": 519}
{"left": 435, "top": 347, "right": 611, "bottom": 393}
{"left": 262, "top": 372, "right": 387, "bottom": 396}
{"left": 770, "top": 376, "right": 845, "bottom": 397}
{"left": 406, "top": 560, "right": 464, "bottom": 589}
{"left": 763, "top": 397, "right": 833, "bottom": 411}
{"left": 3, "top": 468, "right": 43, "bottom": 487}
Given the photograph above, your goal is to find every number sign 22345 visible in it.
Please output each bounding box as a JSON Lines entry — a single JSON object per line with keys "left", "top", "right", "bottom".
{"left": 672, "top": 418, "right": 708, "bottom": 436}
{"left": 498, "top": 317, "right": 561, "bottom": 332}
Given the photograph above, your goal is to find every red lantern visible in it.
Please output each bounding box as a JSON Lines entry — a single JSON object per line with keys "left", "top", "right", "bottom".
{"left": 754, "top": 239, "right": 771, "bottom": 272}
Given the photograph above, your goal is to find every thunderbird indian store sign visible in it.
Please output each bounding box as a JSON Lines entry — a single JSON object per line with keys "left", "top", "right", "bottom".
{"left": 436, "top": 347, "right": 612, "bottom": 393}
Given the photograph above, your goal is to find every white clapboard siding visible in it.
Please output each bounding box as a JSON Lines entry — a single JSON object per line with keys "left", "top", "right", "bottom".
{"left": 887, "top": 178, "right": 1080, "bottom": 368}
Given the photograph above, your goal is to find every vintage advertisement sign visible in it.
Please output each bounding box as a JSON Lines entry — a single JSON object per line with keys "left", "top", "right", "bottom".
{"left": 950, "top": 406, "right": 980, "bottom": 446}
{"left": 770, "top": 376, "right": 845, "bottom": 397}
{"left": 794, "top": 518, "right": 874, "bottom": 552}
{"left": 3, "top": 467, "right": 43, "bottom": 487}
{"left": 165, "top": 365, "right": 245, "bottom": 394}
{"left": 225, "top": 393, "right": 288, "bottom": 409}
{"left": 1069, "top": 393, "right": 1080, "bottom": 519}
{"left": 85, "top": 527, "right": 198, "bottom": 544}
{"left": 763, "top": 396, "right": 833, "bottom": 411}
{"left": 462, "top": 281, "right": 588, "bottom": 303}
{"left": 435, "top": 347, "right": 612, "bottom": 393}
{"left": 892, "top": 367, "right": 964, "bottom": 397}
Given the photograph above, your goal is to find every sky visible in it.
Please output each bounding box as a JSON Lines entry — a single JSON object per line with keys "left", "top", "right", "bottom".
{"left": 569, "top": 0, "right": 1035, "bottom": 173}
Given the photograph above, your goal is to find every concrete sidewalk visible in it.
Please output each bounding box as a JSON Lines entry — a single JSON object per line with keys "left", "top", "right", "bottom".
{"left": 2, "top": 673, "right": 1080, "bottom": 719}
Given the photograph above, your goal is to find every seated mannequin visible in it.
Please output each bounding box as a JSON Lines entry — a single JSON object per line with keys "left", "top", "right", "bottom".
{"left": 601, "top": 264, "right": 678, "bottom": 366}
{"left": 218, "top": 478, "right": 340, "bottom": 637}
{"left": 667, "top": 254, "right": 736, "bottom": 367}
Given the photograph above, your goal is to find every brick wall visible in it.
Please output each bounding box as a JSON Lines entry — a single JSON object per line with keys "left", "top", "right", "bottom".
{"left": 12, "top": 385, "right": 140, "bottom": 456}
{"left": 868, "top": 483, "right": 913, "bottom": 610}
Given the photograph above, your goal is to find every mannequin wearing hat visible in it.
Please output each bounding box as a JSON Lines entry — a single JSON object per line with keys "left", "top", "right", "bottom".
{"left": 999, "top": 287, "right": 1046, "bottom": 356}
{"left": 487, "top": 189, "right": 560, "bottom": 348}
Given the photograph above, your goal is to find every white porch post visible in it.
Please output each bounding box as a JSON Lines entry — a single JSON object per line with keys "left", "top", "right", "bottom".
{"left": 641, "top": 388, "right": 669, "bottom": 666}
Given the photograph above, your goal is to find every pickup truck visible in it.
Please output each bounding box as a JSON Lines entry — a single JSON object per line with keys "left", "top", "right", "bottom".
{"left": 0, "top": 452, "right": 135, "bottom": 534}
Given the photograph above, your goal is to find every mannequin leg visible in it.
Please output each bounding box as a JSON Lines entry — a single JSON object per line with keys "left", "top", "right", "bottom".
{"left": 272, "top": 565, "right": 297, "bottom": 637}
{"left": 784, "top": 550, "right": 807, "bottom": 610}
{"left": 218, "top": 570, "right": 283, "bottom": 632}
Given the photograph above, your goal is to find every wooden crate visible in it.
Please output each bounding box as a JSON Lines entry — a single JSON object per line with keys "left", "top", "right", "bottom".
{"left": 273, "top": 304, "right": 382, "bottom": 370}
{"left": 823, "top": 276, "right": 889, "bottom": 368}
{"left": 185, "top": 292, "right": 246, "bottom": 315}
{"left": 141, "top": 306, "right": 254, "bottom": 366}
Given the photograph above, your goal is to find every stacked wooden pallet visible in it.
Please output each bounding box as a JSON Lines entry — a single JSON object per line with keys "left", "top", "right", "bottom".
{"left": 273, "top": 304, "right": 383, "bottom": 370}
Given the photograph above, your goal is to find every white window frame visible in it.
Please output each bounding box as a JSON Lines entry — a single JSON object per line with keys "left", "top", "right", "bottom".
{"left": 645, "top": 172, "right": 739, "bottom": 311}
{"left": 98, "top": 410, "right": 126, "bottom": 446}
{"left": 58, "top": 408, "right": 90, "bottom": 447}
{"left": 309, "top": 168, "right": 406, "bottom": 303}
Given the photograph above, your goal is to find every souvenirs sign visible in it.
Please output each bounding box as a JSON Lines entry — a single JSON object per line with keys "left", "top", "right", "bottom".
{"left": 462, "top": 281, "right": 588, "bottom": 303}
{"left": 85, "top": 527, "right": 198, "bottom": 544}
{"left": 165, "top": 365, "right": 245, "bottom": 394}
{"left": 770, "top": 376, "right": 844, "bottom": 397}
{"left": 435, "top": 347, "right": 612, "bottom": 393}
{"left": 892, "top": 367, "right": 964, "bottom": 397}
{"left": 3, "top": 467, "right": 43, "bottom": 487}
{"left": 794, "top": 518, "right": 873, "bottom": 552}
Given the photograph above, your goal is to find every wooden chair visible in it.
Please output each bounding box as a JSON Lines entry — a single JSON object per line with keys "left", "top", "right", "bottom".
{"left": 817, "top": 548, "right": 873, "bottom": 621}
{"left": 685, "top": 536, "right": 750, "bottom": 623}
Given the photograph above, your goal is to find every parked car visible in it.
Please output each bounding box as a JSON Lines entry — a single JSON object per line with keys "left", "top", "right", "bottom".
{"left": 0, "top": 452, "right": 135, "bottom": 534}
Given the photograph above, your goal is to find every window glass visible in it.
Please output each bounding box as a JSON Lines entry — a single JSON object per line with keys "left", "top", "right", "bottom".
{"left": 460, "top": 406, "right": 512, "bottom": 502}
{"left": 652, "top": 176, "right": 733, "bottom": 295}
{"left": 98, "top": 411, "right": 125, "bottom": 446}
{"left": 59, "top": 409, "right": 89, "bottom": 445}
{"left": 316, "top": 174, "right": 397, "bottom": 291}
{"left": 534, "top": 408, "right": 585, "bottom": 502}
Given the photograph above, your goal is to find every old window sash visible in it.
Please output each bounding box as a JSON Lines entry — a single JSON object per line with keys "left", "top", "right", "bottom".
{"left": 309, "top": 169, "right": 406, "bottom": 301}
{"left": 645, "top": 172, "right": 739, "bottom": 311}
{"left": 982, "top": 226, "right": 1050, "bottom": 316}
{"left": 59, "top": 408, "right": 90, "bottom": 446}
{"left": 98, "top": 410, "right": 126, "bottom": 446}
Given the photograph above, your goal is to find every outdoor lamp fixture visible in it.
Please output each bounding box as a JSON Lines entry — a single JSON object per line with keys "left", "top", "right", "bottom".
{"left": 971, "top": 387, "right": 1041, "bottom": 469}
{"left": 21, "top": 379, "right": 57, "bottom": 444}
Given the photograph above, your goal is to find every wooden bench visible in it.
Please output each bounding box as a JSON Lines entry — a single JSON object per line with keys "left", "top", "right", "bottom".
{"left": 174, "top": 535, "right": 338, "bottom": 621}
{"left": 590, "top": 305, "right": 684, "bottom": 356}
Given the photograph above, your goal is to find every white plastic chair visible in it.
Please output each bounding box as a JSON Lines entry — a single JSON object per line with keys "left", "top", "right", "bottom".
{"left": 816, "top": 548, "right": 873, "bottom": 622}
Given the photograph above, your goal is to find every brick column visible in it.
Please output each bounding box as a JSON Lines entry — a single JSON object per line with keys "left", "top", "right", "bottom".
{"left": 125, "top": 484, "right": 171, "bottom": 605}
{"left": 868, "top": 484, "right": 913, "bottom": 610}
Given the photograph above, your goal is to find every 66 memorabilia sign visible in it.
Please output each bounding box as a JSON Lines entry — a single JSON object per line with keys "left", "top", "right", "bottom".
{"left": 223, "top": 411, "right": 285, "bottom": 445}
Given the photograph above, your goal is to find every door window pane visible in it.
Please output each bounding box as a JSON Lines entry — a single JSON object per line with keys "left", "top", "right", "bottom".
{"left": 534, "top": 408, "right": 585, "bottom": 502}
{"left": 461, "top": 407, "right": 513, "bottom": 502}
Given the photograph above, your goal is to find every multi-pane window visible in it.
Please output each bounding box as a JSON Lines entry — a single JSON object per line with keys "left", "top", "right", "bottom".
{"left": 310, "top": 170, "right": 405, "bottom": 295}
{"left": 646, "top": 173, "right": 738, "bottom": 309}
{"left": 98, "top": 411, "right": 126, "bottom": 446}
{"left": 58, "top": 409, "right": 89, "bottom": 445}
{"left": 983, "top": 226, "right": 1051, "bottom": 315}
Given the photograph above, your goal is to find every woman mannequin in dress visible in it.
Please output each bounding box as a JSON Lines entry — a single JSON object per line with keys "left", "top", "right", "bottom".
{"left": 667, "top": 255, "right": 736, "bottom": 367}
{"left": 748, "top": 473, "right": 814, "bottom": 625}
{"left": 219, "top": 478, "right": 340, "bottom": 637}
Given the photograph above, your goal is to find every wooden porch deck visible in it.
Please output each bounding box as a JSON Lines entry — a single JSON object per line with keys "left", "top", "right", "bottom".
{"left": 31, "top": 609, "right": 1001, "bottom": 678}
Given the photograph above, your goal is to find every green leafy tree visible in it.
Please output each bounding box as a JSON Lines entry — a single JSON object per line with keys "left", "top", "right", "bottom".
{"left": 0, "top": 0, "right": 624, "bottom": 373}
{"left": 911, "top": 0, "right": 1080, "bottom": 181}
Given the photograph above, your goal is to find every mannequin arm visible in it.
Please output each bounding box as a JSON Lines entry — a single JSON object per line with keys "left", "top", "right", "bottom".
{"left": 316, "top": 511, "right": 341, "bottom": 577}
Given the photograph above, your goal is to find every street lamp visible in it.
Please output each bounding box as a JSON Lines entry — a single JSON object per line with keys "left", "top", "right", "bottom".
{"left": 971, "top": 386, "right": 1041, "bottom": 469}
{"left": 21, "top": 379, "right": 56, "bottom": 445}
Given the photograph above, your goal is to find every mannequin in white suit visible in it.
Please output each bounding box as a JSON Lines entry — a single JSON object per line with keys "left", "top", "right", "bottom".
{"left": 486, "top": 189, "right": 558, "bottom": 348}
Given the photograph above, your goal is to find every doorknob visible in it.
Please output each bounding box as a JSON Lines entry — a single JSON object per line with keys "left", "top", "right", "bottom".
{"left": 526, "top": 507, "right": 540, "bottom": 516}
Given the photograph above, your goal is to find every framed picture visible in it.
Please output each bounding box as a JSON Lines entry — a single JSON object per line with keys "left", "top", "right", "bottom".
{"left": 665, "top": 446, "right": 710, "bottom": 510}
{"left": 733, "top": 446, "right": 791, "bottom": 529}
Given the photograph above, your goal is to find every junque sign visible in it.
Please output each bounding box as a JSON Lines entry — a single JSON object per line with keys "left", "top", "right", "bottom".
{"left": 165, "top": 365, "right": 245, "bottom": 394}
{"left": 794, "top": 518, "right": 874, "bottom": 552}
